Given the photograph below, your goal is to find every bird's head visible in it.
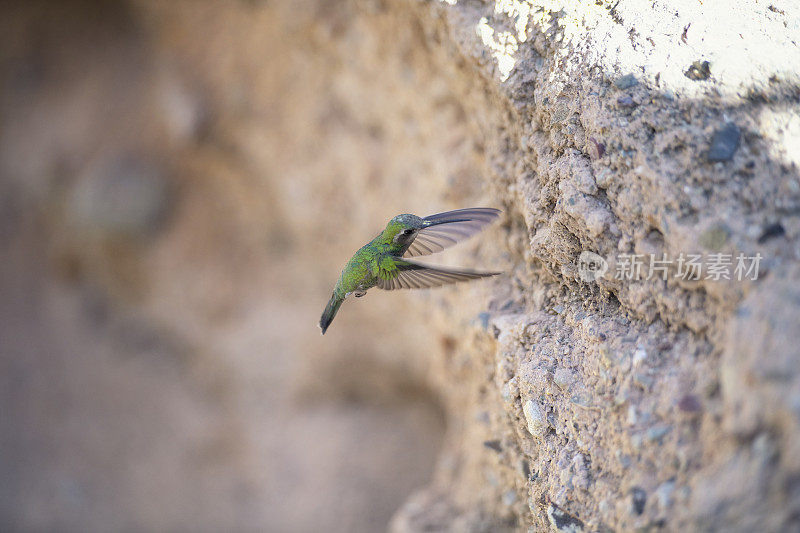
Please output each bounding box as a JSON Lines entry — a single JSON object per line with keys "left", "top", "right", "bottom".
{"left": 379, "top": 213, "right": 424, "bottom": 246}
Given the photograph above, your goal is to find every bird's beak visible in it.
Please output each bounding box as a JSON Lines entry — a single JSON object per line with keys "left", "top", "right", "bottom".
{"left": 422, "top": 218, "right": 469, "bottom": 228}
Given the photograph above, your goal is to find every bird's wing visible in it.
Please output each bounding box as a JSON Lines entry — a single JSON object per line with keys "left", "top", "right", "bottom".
{"left": 405, "top": 208, "right": 501, "bottom": 257}
{"left": 376, "top": 256, "right": 500, "bottom": 290}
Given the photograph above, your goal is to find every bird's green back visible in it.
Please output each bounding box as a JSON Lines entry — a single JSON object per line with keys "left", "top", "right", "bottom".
{"left": 334, "top": 220, "right": 411, "bottom": 295}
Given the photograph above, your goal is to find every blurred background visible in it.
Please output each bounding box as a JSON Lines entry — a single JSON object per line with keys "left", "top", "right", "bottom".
{"left": 0, "top": 1, "right": 501, "bottom": 531}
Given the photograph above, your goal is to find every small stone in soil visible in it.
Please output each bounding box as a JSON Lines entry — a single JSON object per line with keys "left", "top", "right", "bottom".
{"left": 757, "top": 222, "right": 785, "bottom": 244}
{"left": 483, "top": 440, "right": 503, "bottom": 453}
{"left": 685, "top": 60, "right": 711, "bottom": 80}
{"left": 614, "top": 74, "right": 639, "bottom": 90}
{"left": 631, "top": 487, "right": 647, "bottom": 515}
{"left": 706, "top": 122, "right": 741, "bottom": 162}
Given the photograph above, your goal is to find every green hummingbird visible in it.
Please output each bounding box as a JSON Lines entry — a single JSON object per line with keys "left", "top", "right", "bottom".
{"left": 319, "top": 207, "right": 501, "bottom": 334}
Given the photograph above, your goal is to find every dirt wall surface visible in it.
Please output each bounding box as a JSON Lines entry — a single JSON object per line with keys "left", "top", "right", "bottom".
{"left": 1, "top": 0, "right": 799, "bottom": 532}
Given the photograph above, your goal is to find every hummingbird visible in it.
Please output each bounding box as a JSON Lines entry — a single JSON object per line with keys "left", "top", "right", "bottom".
{"left": 319, "top": 207, "right": 501, "bottom": 334}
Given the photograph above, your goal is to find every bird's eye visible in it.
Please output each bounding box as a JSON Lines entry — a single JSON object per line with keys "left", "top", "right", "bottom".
{"left": 403, "top": 229, "right": 413, "bottom": 235}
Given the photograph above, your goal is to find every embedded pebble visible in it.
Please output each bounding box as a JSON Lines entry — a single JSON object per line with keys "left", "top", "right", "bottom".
{"left": 520, "top": 459, "right": 532, "bottom": 480}
{"left": 677, "top": 394, "right": 702, "bottom": 412}
{"left": 571, "top": 453, "right": 590, "bottom": 490}
{"left": 570, "top": 394, "right": 592, "bottom": 408}
{"left": 547, "top": 502, "right": 585, "bottom": 532}
{"left": 587, "top": 137, "right": 606, "bottom": 160}
{"left": 684, "top": 60, "right": 711, "bottom": 80}
{"left": 483, "top": 440, "right": 503, "bottom": 453}
{"left": 630, "top": 487, "right": 647, "bottom": 515}
{"left": 614, "top": 388, "right": 631, "bottom": 407}
{"left": 757, "top": 222, "right": 785, "bottom": 243}
{"left": 634, "top": 372, "right": 654, "bottom": 389}
{"left": 616, "top": 450, "right": 632, "bottom": 468}
{"left": 656, "top": 480, "right": 675, "bottom": 509}
{"left": 616, "top": 95, "right": 637, "bottom": 108}
{"left": 570, "top": 154, "right": 598, "bottom": 195}
{"left": 647, "top": 425, "right": 671, "bottom": 443}
{"left": 706, "top": 122, "right": 741, "bottom": 162}
{"left": 501, "top": 377, "right": 518, "bottom": 403}
{"left": 594, "top": 168, "right": 613, "bottom": 188}
{"left": 598, "top": 499, "right": 611, "bottom": 516}
{"left": 614, "top": 74, "right": 639, "bottom": 90}
{"left": 558, "top": 180, "right": 614, "bottom": 237}
{"left": 523, "top": 399, "right": 548, "bottom": 438}
{"left": 554, "top": 368, "right": 575, "bottom": 389}
{"left": 627, "top": 405, "right": 638, "bottom": 425}
{"left": 633, "top": 347, "right": 648, "bottom": 367}
{"left": 752, "top": 432, "right": 778, "bottom": 464}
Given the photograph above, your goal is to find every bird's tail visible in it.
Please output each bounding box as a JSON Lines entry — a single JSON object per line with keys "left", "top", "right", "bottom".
{"left": 319, "top": 293, "right": 344, "bottom": 335}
